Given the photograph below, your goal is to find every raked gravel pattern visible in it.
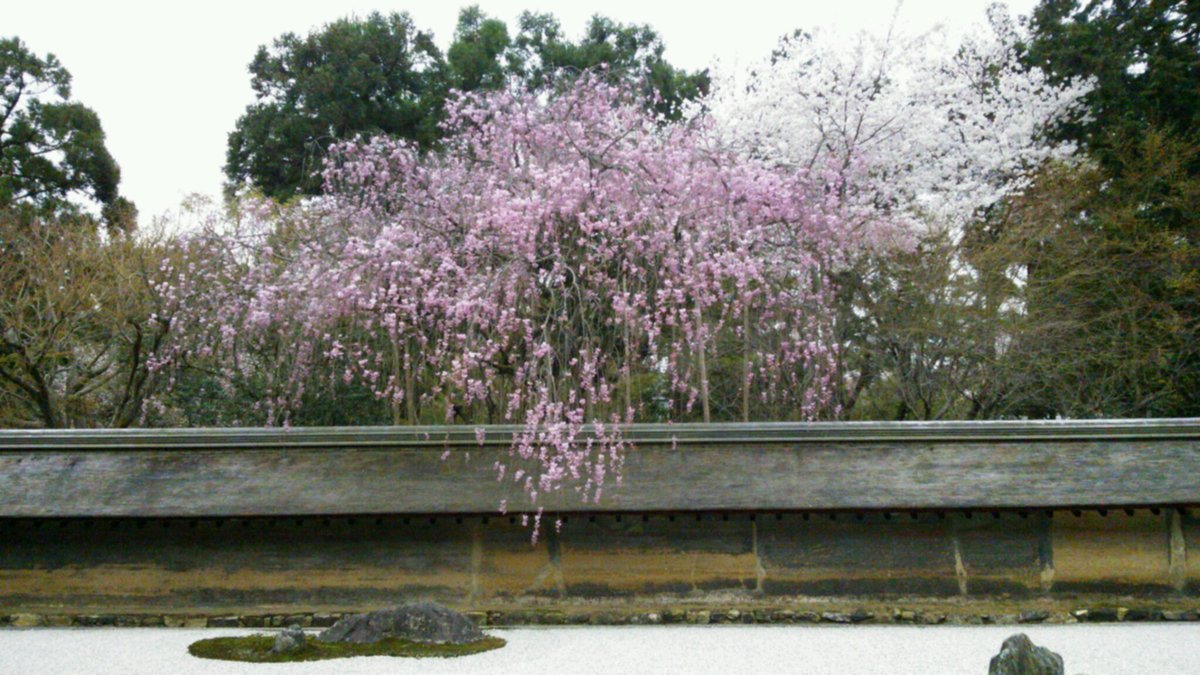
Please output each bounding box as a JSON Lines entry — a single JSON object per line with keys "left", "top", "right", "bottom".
{"left": 0, "top": 624, "right": 1196, "bottom": 674}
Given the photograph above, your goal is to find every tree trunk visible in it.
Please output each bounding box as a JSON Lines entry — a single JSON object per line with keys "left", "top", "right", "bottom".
{"left": 390, "top": 339, "right": 402, "bottom": 426}
{"left": 624, "top": 315, "right": 633, "bottom": 415}
{"left": 405, "top": 339, "right": 417, "bottom": 424}
{"left": 741, "top": 308, "right": 750, "bottom": 423}
{"left": 696, "top": 308, "right": 711, "bottom": 424}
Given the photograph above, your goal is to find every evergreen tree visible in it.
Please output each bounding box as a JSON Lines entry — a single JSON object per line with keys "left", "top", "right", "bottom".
{"left": 0, "top": 37, "right": 134, "bottom": 232}
{"left": 224, "top": 12, "right": 447, "bottom": 200}
{"left": 224, "top": 9, "right": 709, "bottom": 198}
{"left": 1025, "top": 0, "right": 1200, "bottom": 160}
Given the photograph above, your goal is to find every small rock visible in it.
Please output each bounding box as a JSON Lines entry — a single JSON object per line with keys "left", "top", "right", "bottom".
{"left": 318, "top": 602, "right": 484, "bottom": 645}
{"left": 587, "top": 612, "right": 625, "bottom": 625}
{"left": 1162, "top": 610, "right": 1200, "bottom": 621}
{"left": 505, "top": 610, "right": 537, "bottom": 624}
{"left": 44, "top": 616, "right": 73, "bottom": 627}
{"left": 1085, "top": 608, "right": 1120, "bottom": 622}
{"left": 644, "top": 613, "right": 661, "bottom": 624}
{"left": 895, "top": 610, "right": 916, "bottom": 623}
{"left": 849, "top": 609, "right": 874, "bottom": 623}
{"left": 182, "top": 617, "right": 208, "bottom": 628}
{"left": 684, "top": 610, "right": 711, "bottom": 625}
{"left": 820, "top": 612, "right": 852, "bottom": 624}
{"left": 796, "top": 611, "right": 822, "bottom": 623}
{"left": 139, "top": 616, "right": 165, "bottom": 627}
{"left": 1018, "top": 610, "right": 1049, "bottom": 624}
{"left": 271, "top": 625, "right": 306, "bottom": 654}
{"left": 10, "top": 614, "right": 40, "bottom": 628}
{"left": 989, "top": 633, "right": 1063, "bottom": 675}
{"left": 312, "top": 613, "right": 339, "bottom": 628}
{"left": 726, "top": 609, "right": 741, "bottom": 622}
{"left": 662, "top": 609, "right": 685, "bottom": 624}
{"left": 285, "top": 614, "right": 312, "bottom": 627}
{"left": 540, "top": 612, "right": 568, "bottom": 625}
{"left": 1123, "top": 609, "right": 1160, "bottom": 622}
{"left": 772, "top": 610, "right": 796, "bottom": 623}
{"left": 207, "top": 616, "right": 240, "bottom": 628}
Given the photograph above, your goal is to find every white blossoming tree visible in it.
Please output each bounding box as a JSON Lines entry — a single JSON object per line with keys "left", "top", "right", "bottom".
{"left": 705, "top": 3, "right": 1093, "bottom": 231}
{"left": 703, "top": 4, "right": 1095, "bottom": 420}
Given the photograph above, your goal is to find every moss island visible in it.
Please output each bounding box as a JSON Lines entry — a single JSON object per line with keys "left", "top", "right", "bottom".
{"left": 188, "top": 634, "right": 506, "bottom": 663}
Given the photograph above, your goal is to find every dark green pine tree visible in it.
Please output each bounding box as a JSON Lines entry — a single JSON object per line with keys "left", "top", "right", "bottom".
{"left": 992, "top": 0, "right": 1200, "bottom": 417}
{"left": 447, "top": 6, "right": 512, "bottom": 92}
{"left": 224, "top": 12, "right": 448, "bottom": 200}
{"left": 0, "top": 37, "right": 135, "bottom": 232}
{"left": 508, "top": 12, "right": 709, "bottom": 120}
{"left": 1024, "top": 0, "right": 1200, "bottom": 162}
{"left": 224, "top": 8, "right": 710, "bottom": 200}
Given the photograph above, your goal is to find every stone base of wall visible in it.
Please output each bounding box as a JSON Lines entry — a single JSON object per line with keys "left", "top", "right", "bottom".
{"left": 4, "top": 598, "right": 1200, "bottom": 629}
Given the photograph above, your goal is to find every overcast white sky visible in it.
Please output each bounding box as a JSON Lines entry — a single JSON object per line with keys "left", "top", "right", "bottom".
{"left": 8, "top": 0, "right": 1037, "bottom": 225}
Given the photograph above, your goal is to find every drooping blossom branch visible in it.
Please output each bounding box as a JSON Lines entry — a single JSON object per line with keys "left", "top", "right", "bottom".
{"left": 157, "top": 76, "right": 862, "bottom": 536}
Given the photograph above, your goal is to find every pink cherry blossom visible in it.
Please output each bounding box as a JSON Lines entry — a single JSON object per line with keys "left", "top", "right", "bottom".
{"left": 157, "top": 76, "right": 865, "bottom": 537}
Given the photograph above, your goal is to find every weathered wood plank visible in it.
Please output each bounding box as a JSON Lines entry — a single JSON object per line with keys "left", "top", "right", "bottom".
{"left": 1, "top": 436, "right": 1197, "bottom": 516}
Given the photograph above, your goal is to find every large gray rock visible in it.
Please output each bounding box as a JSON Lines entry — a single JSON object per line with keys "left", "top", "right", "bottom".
{"left": 270, "top": 624, "right": 306, "bottom": 654}
{"left": 989, "top": 633, "right": 1064, "bottom": 675}
{"left": 317, "top": 602, "right": 484, "bottom": 645}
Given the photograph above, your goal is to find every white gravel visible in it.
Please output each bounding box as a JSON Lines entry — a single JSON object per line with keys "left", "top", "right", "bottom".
{"left": 0, "top": 624, "right": 1196, "bottom": 674}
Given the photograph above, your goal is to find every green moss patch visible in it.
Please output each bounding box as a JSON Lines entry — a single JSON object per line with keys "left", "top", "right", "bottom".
{"left": 188, "top": 634, "right": 506, "bottom": 663}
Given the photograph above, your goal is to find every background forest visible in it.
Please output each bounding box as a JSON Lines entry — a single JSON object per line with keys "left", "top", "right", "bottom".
{"left": 2, "top": 0, "right": 1198, "bottom": 431}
